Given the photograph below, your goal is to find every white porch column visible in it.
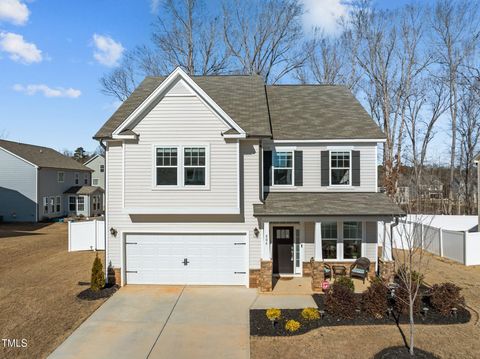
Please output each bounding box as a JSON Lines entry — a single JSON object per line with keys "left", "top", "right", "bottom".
{"left": 382, "top": 220, "right": 393, "bottom": 261}
{"left": 314, "top": 222, "right": 322, "bottom": 261}
{"left": 261, "top": 221, "right": 270, "bottom": 260}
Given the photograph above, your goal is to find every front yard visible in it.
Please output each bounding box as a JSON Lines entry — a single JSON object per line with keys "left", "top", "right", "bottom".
{"left": 0, "top": 222, "right": 107, "bottom": 359}
{"left": 251, "top": 254, "right": 480, "bottom": 359}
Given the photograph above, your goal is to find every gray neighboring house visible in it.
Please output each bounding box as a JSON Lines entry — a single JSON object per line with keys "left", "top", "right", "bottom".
{"left": 0, "top": 140, "right": 103, "bottom": 222}
{"left": 84, "top": 154, "right": 105, "bottom": 189}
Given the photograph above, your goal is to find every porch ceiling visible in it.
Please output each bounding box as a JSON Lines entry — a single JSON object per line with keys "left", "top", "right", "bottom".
{"left": 253, "top": 192, "right": 404, "bottom": 217}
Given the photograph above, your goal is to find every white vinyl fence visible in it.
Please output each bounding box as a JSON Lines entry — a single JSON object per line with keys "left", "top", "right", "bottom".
{"left": 379, "top": 215, "right": 480, "bottom": 266}
{"left": 68, "top": 220, "right": 105, "bottom": 251}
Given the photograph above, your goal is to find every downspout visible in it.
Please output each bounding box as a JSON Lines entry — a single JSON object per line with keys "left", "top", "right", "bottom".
{"left": 99, "top": 139, "right": 108, "bottom": 283}
{"left": 389, "top": 216, "right": 400, "bottom": 261}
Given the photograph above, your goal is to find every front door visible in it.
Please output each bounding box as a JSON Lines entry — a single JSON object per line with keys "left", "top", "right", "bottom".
{"left": 273, "top": 227, "right": 294, "bottom": 274}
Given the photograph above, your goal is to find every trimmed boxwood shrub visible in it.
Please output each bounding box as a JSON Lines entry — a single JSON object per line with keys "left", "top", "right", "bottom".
{"left": 362, "top": 278, "right": 389, "bottom": 318}
{"left": 430, "top": 283, "right": 465, "bottom": 316}
{"left": 325, "top": 283, "right": 357, "bottom": 319}
{"left": 334, "top": 276, "right": 355, "bottom": 292}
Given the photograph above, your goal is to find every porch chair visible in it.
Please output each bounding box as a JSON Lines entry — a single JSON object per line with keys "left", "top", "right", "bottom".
{"left": 349, "top": 257, "right": 371, "bottom": 284}
{"left": 323, "top": 263, "right": 332, "bottom": 280}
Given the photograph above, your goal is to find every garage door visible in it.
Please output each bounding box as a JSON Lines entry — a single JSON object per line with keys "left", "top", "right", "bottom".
{"left": 125, "top": 233, "right": 247, "bottom": 285}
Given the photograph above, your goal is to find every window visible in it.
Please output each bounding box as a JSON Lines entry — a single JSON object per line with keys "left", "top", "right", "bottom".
{"left": 100, "top": 165, "right": 105, "bottom": 173}
{"left": 77, "top": 196, "right": 85, "bottom": 211}
{"left": 92, "top": 178, "right": 99, "bottom": 186}
{"left": 92, "top": 195, "right": 100, "bottom": 211}
{"left": 84, "top": 173, "right": 88, "bottom": 185}
{"left": 69, "top": 196, "right": 76, "bottom": 211}
{"left": 343, "top": 221, "right": 362, "bottom": 259}
{"left": 57, "top": 172, "right": 64, "bottom": 183}
{"left": 43, "top": 197, "right": 49, "bottom": 214}
{"left": 49, "top": 197, "right": 55, "bottom": 213}
{"left": 74, "top": 173, "right": 79, "bottom": 185}
{"left": 55, "top": 196, "right": 61, "bottom": 213}
{"left": 331, "top": 151, "right": 350, "bottom": 185}
{"left": 321, "top": 222, "right": 337, "bottom": 259}
{"left": 273, "top": 151, "right": 293, "bottom": 185}
{"left": 184, "top": 147, "right": 205, "bottom": 186}
{"left": 156, "top": 147, "right": 178, "bottom": 185}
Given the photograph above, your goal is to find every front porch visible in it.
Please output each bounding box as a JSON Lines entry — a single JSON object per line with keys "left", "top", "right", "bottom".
{"left": 251, "top": 192, "right": 403, "bottom": 292}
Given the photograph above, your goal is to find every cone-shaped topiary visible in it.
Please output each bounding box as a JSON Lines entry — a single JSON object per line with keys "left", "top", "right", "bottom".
{"left": 91, "top": 254, "right": 105, "bottom": 292}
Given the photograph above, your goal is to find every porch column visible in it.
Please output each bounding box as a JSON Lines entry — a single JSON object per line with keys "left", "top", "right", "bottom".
{"left": 382, "top": 220, "right": 393, "bottom": 261}
{"left": 314, "top": 222, "right": 322, "bottom": 261}
{"left": 261, "top": 221, "right": 270, "bottom": 260}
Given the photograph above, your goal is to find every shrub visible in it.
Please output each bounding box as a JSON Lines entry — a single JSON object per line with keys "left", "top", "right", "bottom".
{"left": 325, "top": 283, "right": 357, "bottom": 319}
{"left": 362, "top": 278, "right": 389, "bottom": 318}
{"left": 430, "top": 283, "right": 465, "bottom": 316}
{"left": 394, "top": 284, "right": 421, "bottom": 315}
{"left": 91, "top": 254, "right": 105, "bottom": 292}
{"left": 301, "top": 307, "right": 320, "bottom": 320}
{"left": 265, "top": 308, "right": 281, "bottom": 321}
{"left": 285, "top": 319, "right": 301, "bottom": 332}
{"left": 334, "top": 276, "right": 355, "bottom": 292}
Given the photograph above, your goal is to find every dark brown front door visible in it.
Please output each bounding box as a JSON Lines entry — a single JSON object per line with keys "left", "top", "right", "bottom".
{"left": 273, "top": 226, "right": 294, "bottom": 274}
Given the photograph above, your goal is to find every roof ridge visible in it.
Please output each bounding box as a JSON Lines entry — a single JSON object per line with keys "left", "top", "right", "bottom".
{"left": 0, "top": 139, "right": 53, "bottom": 150}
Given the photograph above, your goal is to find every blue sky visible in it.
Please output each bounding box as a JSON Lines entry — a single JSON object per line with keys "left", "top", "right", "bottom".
{"left": 0, "top": 0, "right": 445, "bottom": 157}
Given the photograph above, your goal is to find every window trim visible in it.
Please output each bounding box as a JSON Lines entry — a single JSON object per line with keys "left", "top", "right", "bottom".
{"left": 152, "top": 144, "right": 210, "bottom": 190}
{"left": 320, "top": 220, "right": 364, "bottom": 262}
{"left": 68, "top": 196, "right": 76, "bottom": 212}
{"left": 77, "top": 196, "right": 85, "bottom": 212}
{"left": 92, "top": 178, "right": 99, "bottom": 186}
{"left": 271, "top": 150, "right": 295, "bottom": 187}
{"left": 321, "top": 221, "right": 338, "bottom": 260}
{"left": 57, "top": 171, "right": 64, "bottom": 183}
{"left": 329, "top": 150, "right": 352, "bottom": 187}
{"left": 183, "top": 146, "right": 207, "bottom": 187}
{"left": 343, "top": 221, "right": 363, "bottom": 260}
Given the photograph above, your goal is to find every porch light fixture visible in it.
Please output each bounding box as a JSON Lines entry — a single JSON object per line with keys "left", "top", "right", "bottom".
{"left": 253, "top": 227, "right": 259, "bottom": 237}
{"left": 110, "top": 227, "right": 117, "bottom": 237}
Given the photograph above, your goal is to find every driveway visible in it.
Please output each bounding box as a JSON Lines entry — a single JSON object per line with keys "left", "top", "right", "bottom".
{"left": 48, "top": 286, "right": 257, "bottom": 359}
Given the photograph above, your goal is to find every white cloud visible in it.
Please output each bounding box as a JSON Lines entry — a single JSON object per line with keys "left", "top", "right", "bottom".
{"left": 13, "top": 84, "right": 81, "bottom": 98}
{"left": 92, "top": 33, "right": 124, "bottom": 67}
{"left": 0, "top": 31, "right": 42, "bottom": 63}
{"left": 300, "top": 0, "right": 350, "bottom": 34}
{"left": 0, "top": 0, "right": 29, "bottom": 25}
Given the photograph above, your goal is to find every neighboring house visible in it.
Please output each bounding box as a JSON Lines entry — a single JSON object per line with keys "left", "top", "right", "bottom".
{"left": 84, "top": 154, "right": 105, "bottom": 189}
{"left": 0, "top": 140, "right": 103, "bottom": 222}
{"left": 94, "top": 67, "right": 403, "bottom": 288}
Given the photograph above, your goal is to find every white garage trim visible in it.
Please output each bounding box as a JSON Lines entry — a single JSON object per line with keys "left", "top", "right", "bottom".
{"left": 120, "top": 230, "right": 250, "bottom": 287}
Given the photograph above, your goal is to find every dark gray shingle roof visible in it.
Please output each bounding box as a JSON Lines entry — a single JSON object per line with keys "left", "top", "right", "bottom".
{"left": 64, "top": 186, "right": 104, "bottom": 195}
{"left": 253, "top": 192, "right": 404, "bottom": 217}
{"left": 266, "top": 85, "right": 385, "bottom": 140}
{"left": 0, "top": 140, "right": 91, "bottom": 171}
{"left": 94, "top": 75, "right": 272, "bottom": 139}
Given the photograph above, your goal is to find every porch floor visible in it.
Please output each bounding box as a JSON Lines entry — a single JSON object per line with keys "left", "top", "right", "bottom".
{"left": 268, "top": 275, "right": 372, "bottom": 295}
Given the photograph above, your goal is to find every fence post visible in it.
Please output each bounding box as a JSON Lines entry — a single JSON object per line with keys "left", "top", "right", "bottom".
{"left": 68, "top": 221, "right": 71, "bottom": 252}
{"left": 420, "top": 223, "right": 424, "bottom": 249}
{"left": 464, "top": 231, "right": 468, "bottom": 266}
{"left": 93, "top": 219, "right": 97, "bottom": 252}
{"left": 439, "top": 228, "right": 443, "bottom": 258}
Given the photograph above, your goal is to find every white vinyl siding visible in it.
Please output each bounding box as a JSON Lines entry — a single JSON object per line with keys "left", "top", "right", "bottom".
{"left": 265, "top": 142, "right": 377, "bottom": 192}
{"left": 123, "top": 94, "right": 238, "bottom": 209}
{"left": 107, "top": 137, "right": 262, "bottom": 270}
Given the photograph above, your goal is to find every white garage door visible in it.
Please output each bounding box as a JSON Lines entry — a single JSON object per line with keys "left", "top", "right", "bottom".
{"left": 125, "top": 233, "right": 247, "bottom": 285}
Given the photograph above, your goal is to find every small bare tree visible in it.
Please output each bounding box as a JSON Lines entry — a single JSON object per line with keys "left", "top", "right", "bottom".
{"left": 388, "top": 213, "right": 435, "bottom": 356}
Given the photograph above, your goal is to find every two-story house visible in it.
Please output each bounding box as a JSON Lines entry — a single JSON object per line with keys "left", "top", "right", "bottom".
{"left": 84, "top": 154, "right": 105, "bottom": 189}
{"left": 0, "top": 140, "right": 104, "bottom": 222}
{"left": 94, "top": 68, "right": 402, "bottom": 290}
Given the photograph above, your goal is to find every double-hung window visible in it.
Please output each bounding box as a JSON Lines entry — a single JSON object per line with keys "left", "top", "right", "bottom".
{"left": 92, "top": 178, "right": 99, "bottom": 186}
{"left": 43, "top": 197, "right": 49, "bottom": 214}
{"left": 49, "top": 197, "right": 55, "bottom": 213}
{"left": 84, "top": 174, "right": 88, "bottom": 185}
{"left": 74, "top": 173, "right": 79, "bottom": 185}
{"left": 321, "top": 222, "right": 338, "bottom": 259}
{"left": 272, "top": 151, "right": 293, "bottom": 185}
{"left": 100, "top": 165, "right": 105, "bottom": 173}
{"left": 331, "top": 151, "right": 350, "bottom": 185}
{"left": 57, "top": 172, "right": 64, "bottom": 183}
{"left": 69, "top": 196, "right": 76, "bottom": 211}
{"left": 343, "top": 221, "right": 362, "bottom": 259}
{"left": 184, "top": 147, "right": 206, "bottom": 186}
{"left": 156, "top": 147, "right": 178, "bottom": 186}
{"left": 55, "top": 196, "right": 61, "bottom": 213}
{"left": 77, "top": 196, "right": 85, "bottom": 211}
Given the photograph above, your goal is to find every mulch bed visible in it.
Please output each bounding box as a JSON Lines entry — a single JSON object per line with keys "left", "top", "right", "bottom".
{"left": 250, "top": 294, "right": 470, "bottom": 337}
{"left": 77, "top": 284, "right": 119, "bottom": 301}
{"left": 373, "top": 346, "right": 440, "bottom": 359}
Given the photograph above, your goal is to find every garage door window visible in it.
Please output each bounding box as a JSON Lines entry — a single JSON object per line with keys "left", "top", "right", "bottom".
{"left": 156, "top": 147, "right": 178, "bottom": 186}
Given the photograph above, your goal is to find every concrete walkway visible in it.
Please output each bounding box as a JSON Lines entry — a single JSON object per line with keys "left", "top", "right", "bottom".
{"left": 48, "top": 286, "right": 257, "bottom": 359}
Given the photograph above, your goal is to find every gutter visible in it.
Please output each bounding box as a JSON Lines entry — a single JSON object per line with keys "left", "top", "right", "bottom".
{"left": 99, "top": 139, "right": 108, "bottom": 283}
{"left": 389, "top": 216, "right": 400, "bottom": 261}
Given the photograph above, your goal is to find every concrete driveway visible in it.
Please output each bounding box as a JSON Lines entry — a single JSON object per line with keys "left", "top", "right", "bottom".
{"left": 48, "top": 286, "right": 257, "bottom": 359}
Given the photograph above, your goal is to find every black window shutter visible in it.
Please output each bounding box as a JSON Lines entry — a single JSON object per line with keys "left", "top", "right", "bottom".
{"left": 263, "top": 150, "right": 272, "bottom": 186}
{"left": 321, "top": 151, "right": 329, "bottom": 186}
{"left": 352, "top": 150, "right": 360, "bottom": 186}
{"left": 294, "top": 151, "right": 303, "bottom": 186}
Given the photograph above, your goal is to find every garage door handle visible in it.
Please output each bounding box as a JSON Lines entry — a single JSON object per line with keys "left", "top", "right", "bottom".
{"left": 234, "top": 271, "right": 246, "bottom": 274}
{"left": 234, "top": 242, "right": 246, "bottom": 245}
{"left": 182, "top": 258, "right": 190, "bottom": 266}
{"left": 126, "top": 242, "right": 137, "bottom": 245}
{"left": 126, "top": 270, "right": 138, "bottom": 273}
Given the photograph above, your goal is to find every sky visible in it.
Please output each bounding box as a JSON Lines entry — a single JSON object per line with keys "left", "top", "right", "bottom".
{"left": 0, "top": 0, "right": 443, "bottom": 156}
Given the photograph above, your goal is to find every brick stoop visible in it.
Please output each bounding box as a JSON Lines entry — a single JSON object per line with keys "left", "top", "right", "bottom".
{"left": 311, "top": 260, "right": 324, "bottom": 292}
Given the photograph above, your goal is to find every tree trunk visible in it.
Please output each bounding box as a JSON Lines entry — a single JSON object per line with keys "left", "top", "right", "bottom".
{"left": 409, "top": 297, "right": 415, "bottom": 356}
